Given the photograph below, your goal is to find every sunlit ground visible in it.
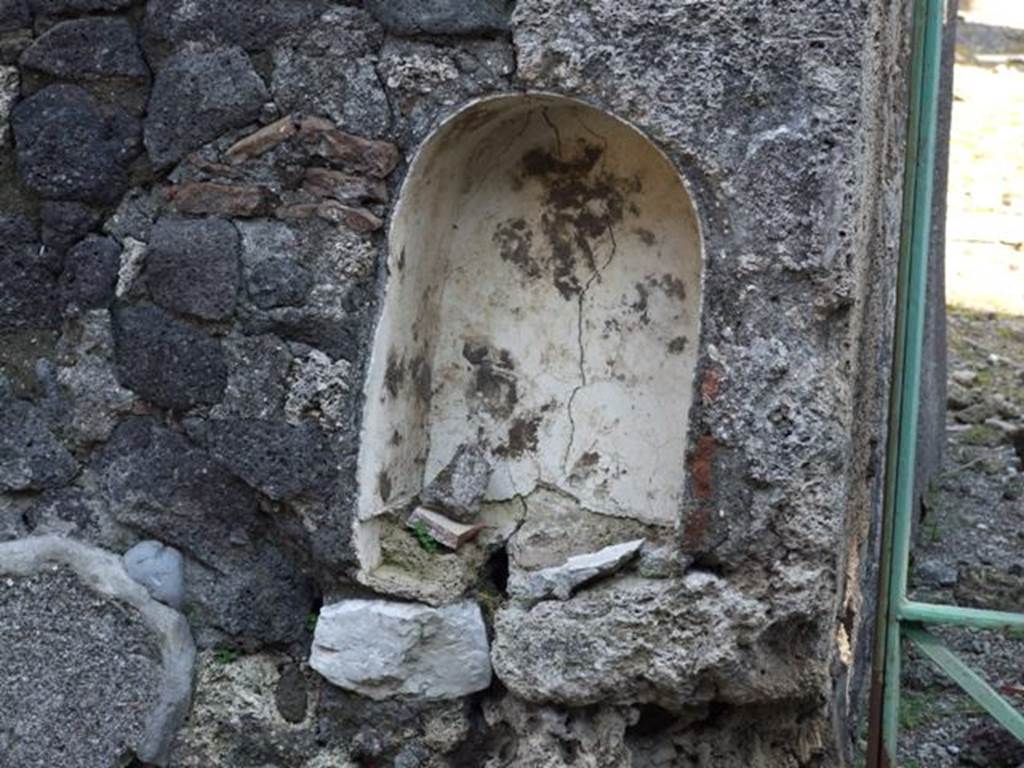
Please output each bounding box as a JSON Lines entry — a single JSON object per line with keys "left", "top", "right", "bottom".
{"left": 945, "top": 3, "right": 1024, "bottom": 315}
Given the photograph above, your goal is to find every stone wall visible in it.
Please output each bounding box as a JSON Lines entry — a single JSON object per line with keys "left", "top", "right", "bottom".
{"left": 0, "top": 1, "right": 912, "bottom": 766}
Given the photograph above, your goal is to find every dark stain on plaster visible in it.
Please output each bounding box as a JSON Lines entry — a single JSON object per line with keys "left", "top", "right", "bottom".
{"left": 410, "top": 353, "right": 432, "bottom": 405}
{"left": 378, "top": 469, "right": 392, "bottom": 502}
{"left": 463, "top": 341, "right": 518, "bottom": 420}
{"left": 495, "top": 141, "right": 640, "bottom": 301}
{"left": 384, "top": 350, "right": 405, "bottom": 398}
{"left": 668, "top": 336, "right": 688, "bottom": 354}
{"left": 494, "top": 217, "right": 538, "bottom": 277}
{"left": 496, "top": 413, "right": 542, "bottom": 458}
{"left": 635, "top": 227, "right": 656, "bottom": 246}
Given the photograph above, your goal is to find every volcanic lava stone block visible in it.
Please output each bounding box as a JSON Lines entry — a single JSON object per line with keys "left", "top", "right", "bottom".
{"left": 20, "top": 17, "right": 148, "bottom": 81}
{"left": 39, "top": 201, "right": 101, "bottom": 253}
{"left": 100, "top": 417, "right": 315, "bottom": 644}
{"left": 28, "top": 0, "right": 133, "bottom": 15}
{"left": 11, "top": 84, "right": 140, "bottom": 204}
{"left": 0, "top": 390, "right": 77, "bottom": 491}
{"left": 60, "top": 235, "right": 120, "bottom": 311}
{"left": 146, "top": 216, "right": 241, "bottom": 320}
{"left": 0, "top": 0, "right": 28, "bottom": 31}
{"left": 245, "top": 256, "right": 313, "bottom": 309}
{"left": 0, "top": 215, "right": 63, "bottom": 331}
{"left": 143, "top": 0, "right": 326, "bottom": 53}
{"left": 112, "top": 305, "right": 227, "bottom": 410}
{"left": 198, "top": 417, "right": 338, "bottom": 500}
{"left": 143, "top": 46, "right": 267, "bottom": 167}
{"left": 364, "top": 0, "right": 512, "bottom": 36}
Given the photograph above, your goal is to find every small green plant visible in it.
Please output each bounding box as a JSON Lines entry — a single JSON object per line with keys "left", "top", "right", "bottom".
{"left": 411, "top": 520, "right": 439, "bottom": 554}
{"left": 213, "top": 647, "right": 241, "bottom": 664}
{"left": 305, "top": 611, "right": 319, "bottom": 632}
{"left": 899, "top": 691, "right": 938, "bottom": 730}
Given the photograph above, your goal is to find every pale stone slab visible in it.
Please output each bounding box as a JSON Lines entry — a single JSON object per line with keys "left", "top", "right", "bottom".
{"left": 310, "top": 599, "right": 491, "bottom": 701}
{"left": 509, "top": 538, "right": 645, "bottom": 601}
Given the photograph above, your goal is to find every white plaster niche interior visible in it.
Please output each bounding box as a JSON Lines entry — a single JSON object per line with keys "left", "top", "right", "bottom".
{"left": 354, "top": 94, "right": 704, "bottom": 602}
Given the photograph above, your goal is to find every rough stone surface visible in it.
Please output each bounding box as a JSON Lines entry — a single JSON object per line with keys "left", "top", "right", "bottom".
{"left": 271, "top": 7, "right": 390, "bottom": 138}
{"left": 40, "top": 201, "right": 101, "bottom": 254}
{"left": 123, "top": 539, "right": 186, "bottom": 609}
{"left": 146, "top": 216, "right": 241, "bottom": 320}
{"left": 99, "top": 417, "right": 315, "bottom": 646}
{"left": 492, "top": 574, "right": 822, "bottom": 709}
{"left": 509, "top": 538, "right": 645, "bottom": 602}
{"left": 144, "top": 0, "right": 326, "bottom": 54}
{"left": 194, "top": 417, "right": 337, "bottom": 501}
{"left": 0, "top": 215, "right": 63, "bottom": 332}
{"left": 0, "top": 388, "right": 77, "bottom": 491}
{"left": 112, "top": 305, "right": 227, "bottom": 410}
{"left": 0, "top": 536, "right": 195, "bottom": 766}
{"left": 0, "top": 63, "right": 17, "bottom": 144}
{"left": 0, "top": 0, "right": 29, "bottom": 32}
{"left": 245, "top": 255, "right": 313, "bottom": 310}
{"left": 310, "top": 600, "right": 492, "bottom": 700}
{"left": 60, "top": 235, "right": 120, "bottom": 312}
{"left": 20, "top": 17, "right": 148, "bottom": 81}
{"left": 28, "top": 0, "right": 133, "bottom": 14}
{"left": 11, "top": 84, "right": 140, "bottom": 203}
{"left": 365, "top": 0, "right": 512, "bottom": 37}
{"left": 144, "top": 46, "right": 267, "bottom": 167}
{"left": 419, "top": 443, "right": 491, "bottom": 522}
{"left": 55, "top": 310, "right": 137, "bottom": 445}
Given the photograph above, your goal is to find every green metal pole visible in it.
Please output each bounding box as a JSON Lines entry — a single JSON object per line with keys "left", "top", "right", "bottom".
{"left": 900, "top": 600, "right": 1024, "bottom": 632}
{"left": 878, "top": 0, "right": 947, "bottom": 760}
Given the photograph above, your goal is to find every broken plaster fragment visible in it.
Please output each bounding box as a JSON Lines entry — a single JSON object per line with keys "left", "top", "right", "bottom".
{"left": 509, "top": 539, "right": 645, "bottom": 602}
{"left": 407, "top": 507, "right": 484, "bottom": 551}
{"left": 420, "top": 443, "right": 492, "bottom": 522}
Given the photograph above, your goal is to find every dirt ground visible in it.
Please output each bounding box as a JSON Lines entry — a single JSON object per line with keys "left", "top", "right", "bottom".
{"left": 897, "top": 3, "right": 1024, "bottom": 764}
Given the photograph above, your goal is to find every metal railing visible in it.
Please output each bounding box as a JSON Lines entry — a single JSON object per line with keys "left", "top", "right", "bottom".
{"left": 865, "top": 0, "right": 1024, "bottom": 764}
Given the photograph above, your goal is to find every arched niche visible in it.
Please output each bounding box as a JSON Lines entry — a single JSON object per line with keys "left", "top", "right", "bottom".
{"left": 355, "top": 93, "right": 703, "bottom": 571}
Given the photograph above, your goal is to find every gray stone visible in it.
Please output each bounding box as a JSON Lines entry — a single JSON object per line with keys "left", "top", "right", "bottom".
{"left": 0, "top": 535, "right": 195, "bottom": 766}
{"left": 270, "top": 7, "right": 390, "bottom": 138}
{"left": 284, "top": 349, "right": 352, "bottom": 430}
{"left": 40, "top": 201, "right": 101, "bottom": 253}
{"left": 196, "top": 417, "right": 337, "bottom": 500}
{"left": 0, "top": 64, "right": 16, "bottom": 144}
{"left": 146, "top": 216, "right": 241, "bottom": 320}
{"left": 0, "top": 391, "right": 77, "bottom": 491}
{"left": 144, "top": 46, "right": 267, "bottom": 167}
{"left": 0, "top": 215, "right": 63, "bottom": 332}
{"left": 420, "top": 443, "right": 492, "bottom": 522}
{"left": 365, "top": 0, "right": 511, "bottom": 36}
{"left": 169, "top": 651, "right": 347, "bottom": 767}
{"left": 20, "top": 17, "right": 148, "bottom": 81}
{"left": 28, "top": 0, "right": 133, "bottom": 14}
{"left": 12, "top": 84, "right": 140, "bottom": 203}
{"left": 55, "top": 310, "right": 137, "bottom": 445}
{"left": 492, "top": 574, "right": 810, "bottom": 708}
{"left": 60, "top": 235, "right": 120, "bottom": 311}
{"left": 509, "top": 539, "right": 645, "bottom": 602}
{"left": 0, "top": 0, "right": 29, "bottom": 32}
{"left": 99, "top": 417, "right": 315, "bottom": 645}
{"left": 143, "top": 0, "right": 326, "bottom": 53}
{"left": 310, "top": 599, "right": 492, "bottom": 700}
{"left": 274, "top": 664, "right": 307, "bottom": 724}
{"left": 210, "top": 332, "right": 291, "bottom": 421}
{"left": 123, "top": 540, "right": 186, "bottom": 609}
{"left": 245, "top": 256, "right": 313, "bottom": 309}
{"left": 112, "top": 305, "right": 227, "bottom": 410}
{"left": 22, "top": 486, "right": 118, "bottom": 544}
{"left": 915, "top": 560, "right": 958, "bottom": 589}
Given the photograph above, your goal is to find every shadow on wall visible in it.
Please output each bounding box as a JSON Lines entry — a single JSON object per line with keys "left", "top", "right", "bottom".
{"left": 354, "top": 93, "right": 703, "bottom": 580}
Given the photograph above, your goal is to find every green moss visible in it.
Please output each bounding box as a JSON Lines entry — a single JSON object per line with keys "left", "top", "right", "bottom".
{"left": 960, "top": 424, "right": 1001, "bottom": 447}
